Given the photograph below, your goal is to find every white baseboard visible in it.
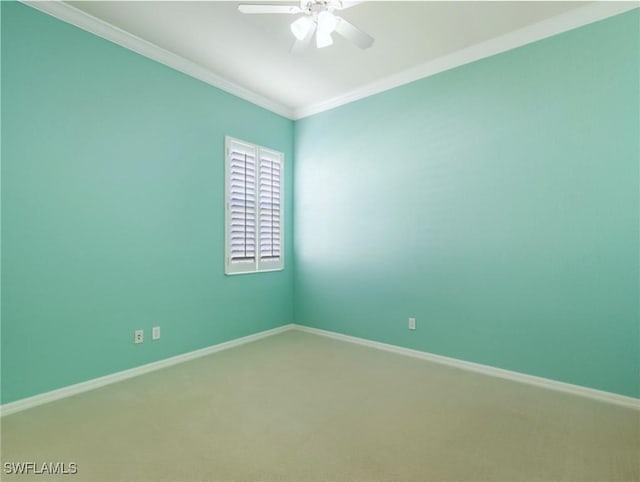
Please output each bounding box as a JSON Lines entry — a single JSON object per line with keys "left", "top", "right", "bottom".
{"left": 3, "top": 322, "right": 637, "bottom": 415}
{"left": 0, "top": 324, "right": 295, "bottom": 417}
{"left": 292, "top": 325, "right": 640, "bottom": 410}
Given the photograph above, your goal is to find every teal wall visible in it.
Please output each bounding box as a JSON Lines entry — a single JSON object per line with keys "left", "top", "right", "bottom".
{"left": 1, "top": 2, "right": 294, "bottom": 404}
{"left": 2, "top": 3, "right": 638, "bottom": 404}
{"left": 294, "top": 11, "right": 640, "bottom": 398}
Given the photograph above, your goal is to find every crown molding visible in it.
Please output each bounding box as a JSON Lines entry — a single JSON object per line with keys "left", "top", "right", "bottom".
{"left": 292, "top": 2, "right": 640, "bottom": 119}
{"left": 21, "top": 0, "right": 295, "bottom": 119}
{"left": 20, "top": 1, "right": 640, "bottom": 121}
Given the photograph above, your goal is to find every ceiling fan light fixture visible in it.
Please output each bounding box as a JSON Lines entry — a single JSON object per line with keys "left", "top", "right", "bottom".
{"left": 290, "top": 16, "right": 314, "bottom": 41}
{"left": 239, "top": 1, "right": 374, "bottom": 52}
{"left": 315, "top": 11, "right": 337, "bottom": 48}
{"left": 317, "top": 11, "right": 338, "bottom": 36}
{"left": 316, "top": 31, "right": 333, "bottom": 48}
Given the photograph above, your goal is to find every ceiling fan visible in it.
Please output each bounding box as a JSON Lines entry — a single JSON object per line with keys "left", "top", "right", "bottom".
{"left": 238, "top": 1, "right": 374, "bottom": 53}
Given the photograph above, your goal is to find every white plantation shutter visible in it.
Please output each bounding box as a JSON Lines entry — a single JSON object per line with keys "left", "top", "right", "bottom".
{"left": 258, "top": 149, "right": 283, "bottom": 270}
{"left": 225, "top": 137, "right": 284, "bottom": 274}
{"left": 227, "top": 139, "right": 257, "bottom": 272}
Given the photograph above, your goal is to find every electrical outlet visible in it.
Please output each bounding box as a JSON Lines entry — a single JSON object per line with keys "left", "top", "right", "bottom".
{"left": 408, "top": 317, "right": 416, "bottom": 330}
{"left": 134, "top": 329, "right": 144, "bottom": 344}
{"left": 152, "top": 326, "right": 160, "bottom": 341}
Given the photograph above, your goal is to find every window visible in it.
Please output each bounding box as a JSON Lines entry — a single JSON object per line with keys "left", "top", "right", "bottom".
{"left": 225, "top": 136, "right": 284, "bottom": 274}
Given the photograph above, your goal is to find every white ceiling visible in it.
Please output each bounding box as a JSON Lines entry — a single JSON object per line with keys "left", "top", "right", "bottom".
{"left": 54, "top": 1, "right": 633, "bottom": 118}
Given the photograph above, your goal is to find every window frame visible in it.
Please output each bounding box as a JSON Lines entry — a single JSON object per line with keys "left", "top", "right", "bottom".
{"left": 224, "top": 136, "right": 284, "bottom": 275}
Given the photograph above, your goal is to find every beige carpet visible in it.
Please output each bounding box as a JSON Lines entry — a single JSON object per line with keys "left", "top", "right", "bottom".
{"left": 1, "top": 330, "right": 639, "bottom": 481}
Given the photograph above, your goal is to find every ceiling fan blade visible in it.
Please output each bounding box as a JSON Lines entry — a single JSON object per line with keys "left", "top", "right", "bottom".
{"left": 290, "top": 22, "right": 316, "bottom": 54}
{"left": 238, "top": 4, "right": 302, "bottom": 14}
{"left": 334, "top": 16, "right": 374, "bottom": 49}
{"left": 335, "top": 1, "right": 363, "bottom": 10}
